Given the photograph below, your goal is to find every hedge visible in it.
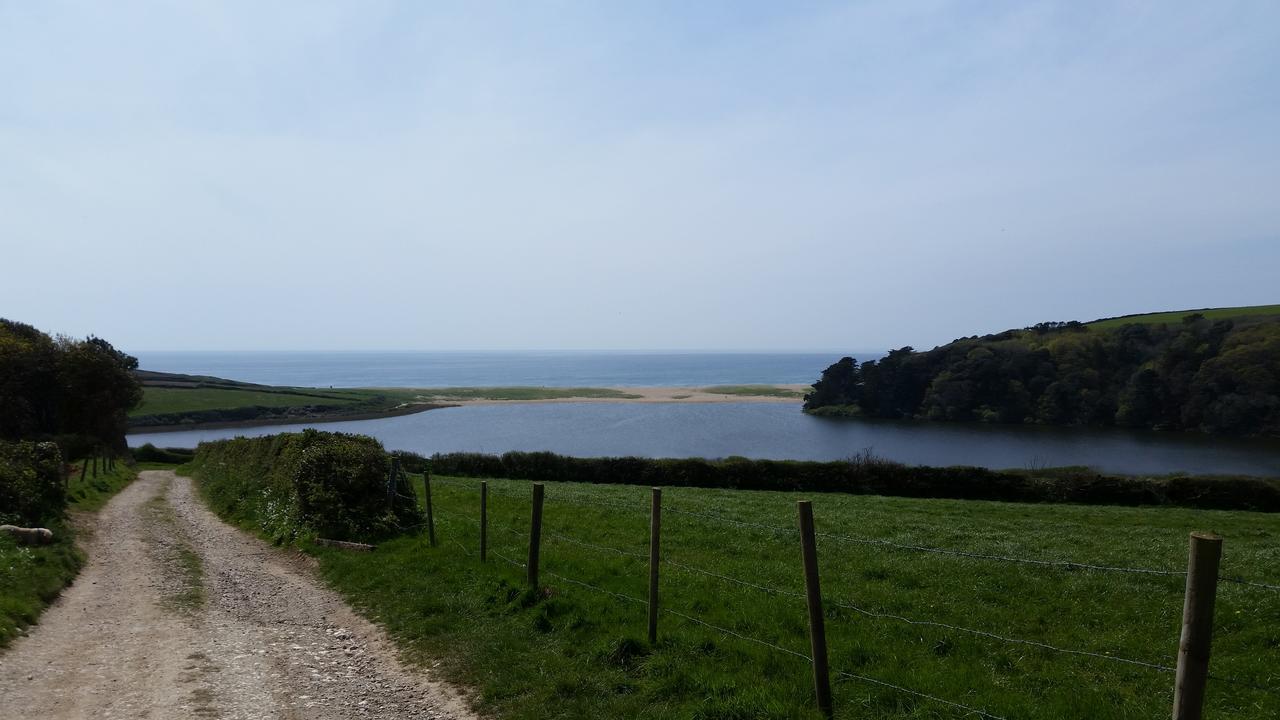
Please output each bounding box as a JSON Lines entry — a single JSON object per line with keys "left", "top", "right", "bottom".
{"left": 427, "top": 451, "right": 1280, "bottom": 512}
{"left": 0, "top": 440, "right": 66, "bottom": 525}
{"left": 188, "top": 430, "right": 421, "bottom": 542}
{"left": 132, "top": 443, "right": 196, "bottom": 464}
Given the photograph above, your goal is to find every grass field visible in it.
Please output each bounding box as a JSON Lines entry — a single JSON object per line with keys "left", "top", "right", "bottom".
{"left": 1087, "top": 304, "right": 1280, "bottom": 330}
{"left": 312, "top": 475, "right": 1280, "bottom": 720}
{"left": 0, "top": 460, "right": 136, "bottom": 647}
{"left": 130, "top": 386, "right": 366, "bottom": 417}
{"left": 702, "top": 385, "right": 805, "bottom": 398}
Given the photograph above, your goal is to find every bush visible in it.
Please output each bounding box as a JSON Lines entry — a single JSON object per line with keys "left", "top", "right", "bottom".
{"left": 427, "top": 451, "right": 1280, "bottom": 512}
{"left": 189, "top": 430, "right": 419, "bottom": 542}
{"left": 132, "top": 443, "right": 195, "bottom": 464}
{"left": 0, "top": 440, "right": 66, "bottom": 525}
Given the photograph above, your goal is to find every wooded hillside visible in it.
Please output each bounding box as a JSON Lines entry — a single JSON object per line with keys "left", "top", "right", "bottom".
{"left": 805, "top": 309, "right": 1280, "bottom": 437}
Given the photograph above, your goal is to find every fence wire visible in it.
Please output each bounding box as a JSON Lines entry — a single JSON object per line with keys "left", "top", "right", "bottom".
{"left": 427, "top": 476, "right": 1280, "bottom": 592}
{"left": 427, "top": 496, "right": 1279, "bottom": 708}
{"left": 538, "top": 564, "right": 1011, "bottom": 719}
{"left": 834, "top": 669, "right": 1010, "bottom": 720}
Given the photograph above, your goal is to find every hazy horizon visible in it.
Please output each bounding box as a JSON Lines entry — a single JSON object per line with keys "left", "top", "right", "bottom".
{"left": 3, "top": 2, "right": 1278, "bottom": 352}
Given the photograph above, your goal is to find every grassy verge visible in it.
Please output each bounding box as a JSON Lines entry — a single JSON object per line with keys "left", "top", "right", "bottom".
{"left": 311, "top": 474, "right": 1280, "bottom": 720}
{"left": 145, "top": 492, "right": 205, "bottom": 613}
{"left": 0, "top": 460, "right": 136, "bottom": 647}
{"left": 702, "top": 385, "right": 805, "bottom": 398}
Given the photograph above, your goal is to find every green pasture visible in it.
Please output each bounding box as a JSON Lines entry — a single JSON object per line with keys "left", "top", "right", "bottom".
{"left": 312, "top": 474, "right": 1280, "bottom": 720}
{"left": 130, "top": 386, "right": 368, "bottom": 417}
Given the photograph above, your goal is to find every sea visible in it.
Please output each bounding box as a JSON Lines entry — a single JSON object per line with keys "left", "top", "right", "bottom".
{"left": 132, "top": 351, "right": 863, "bottom": 388}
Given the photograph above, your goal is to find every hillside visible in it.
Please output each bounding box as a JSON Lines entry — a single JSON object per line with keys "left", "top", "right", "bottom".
{"left": 805, "top": 307, "right": 1280, "bottom": 437}
{"left": 129, "top": 370, "right": 438, "bottom": 429}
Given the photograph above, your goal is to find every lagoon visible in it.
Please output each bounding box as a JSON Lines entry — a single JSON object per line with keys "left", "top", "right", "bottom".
{"left": 128, "top": 402, "right": 1280, "bottom": 477}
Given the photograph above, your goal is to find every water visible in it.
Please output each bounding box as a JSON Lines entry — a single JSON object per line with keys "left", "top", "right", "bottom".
{"left": 128, "top": 403, "right": 1280, "bottom": 477}
{"left": 132, "top": 351, "right": 867, "bottom": 388}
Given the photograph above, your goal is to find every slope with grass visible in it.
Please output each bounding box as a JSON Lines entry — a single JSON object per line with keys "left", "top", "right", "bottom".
{"left": 310, "top": 474, "right": 1280, "bottom": 720}
{"left": 1087, "top": 304, "right": 1280, "bottom": 330}
{"left": 129, "top": 371, "right": 435, "bottom": 429}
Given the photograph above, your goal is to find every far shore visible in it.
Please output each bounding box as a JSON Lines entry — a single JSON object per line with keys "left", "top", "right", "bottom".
{"left": 403, "top": 385, "right": 810, "bottom": 406}
{"left": 128, "top": 385, "right": 810, "bottom": 434}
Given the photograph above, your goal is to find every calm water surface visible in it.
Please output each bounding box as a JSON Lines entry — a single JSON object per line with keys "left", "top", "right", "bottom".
{"left": 128, "top": 403, "right": 1280, "bottom": 477}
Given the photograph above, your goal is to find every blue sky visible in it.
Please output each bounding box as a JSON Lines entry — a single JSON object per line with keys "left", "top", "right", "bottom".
{"left": 2, "top": 1, "right": 1277, "bottom": 352}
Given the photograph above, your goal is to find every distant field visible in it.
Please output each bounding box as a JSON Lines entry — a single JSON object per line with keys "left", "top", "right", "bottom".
{"left": 702, "top": 384, "right": 805, "bottom": 398}
{"left": 407, "top": 387, "right": 643, "bottom": 401}
{"left": 130, "top": 387, "right": 365, "bottom": 417}
{"left": 314, "top": 474, "right": 1280, "bottom": 720}
{"left": 1088, "top": 304, "right": 1280, "bottom": 330}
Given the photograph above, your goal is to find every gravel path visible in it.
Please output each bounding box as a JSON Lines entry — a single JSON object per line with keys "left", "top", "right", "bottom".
{"left": 0, "top": 470, "right": 477, "bottom": 720}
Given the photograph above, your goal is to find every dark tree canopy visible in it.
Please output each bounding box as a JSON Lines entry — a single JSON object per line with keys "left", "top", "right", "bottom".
{"left": 0, "top": 319, "right": 142, "bottom": 447}
{"left": 804, "top": 313, "right": 1280, "bottom": 438}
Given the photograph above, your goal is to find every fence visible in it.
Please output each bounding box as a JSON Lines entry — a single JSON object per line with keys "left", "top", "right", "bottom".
{"left": 385, "top": 470, "right": 1278, "bottom": 719}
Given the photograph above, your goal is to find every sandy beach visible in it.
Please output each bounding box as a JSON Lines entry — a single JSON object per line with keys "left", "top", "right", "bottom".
{"left": 411, "top": 384, "right": 809, "bottom": 405}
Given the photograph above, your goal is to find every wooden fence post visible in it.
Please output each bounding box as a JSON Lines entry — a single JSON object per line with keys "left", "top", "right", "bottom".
{"left": 423, "top": 474, "right": 437, "bottom": 547}
{"left": 797, "top": 500, "right": 833, "bottom": 718}
{"left": 386, "top": 457, "right": 398, "bottom": 510}
{"left": 1172, "top": 532, "right": 1222, "bottom": 720}
{"left": 480, "top": 481, "right": 488, "bottom": 562}
{"left": 648, "top": 487, "right": 662, "bottom": 645}
{"left": 528, "top": 483, "right": 544, "bottom": 588}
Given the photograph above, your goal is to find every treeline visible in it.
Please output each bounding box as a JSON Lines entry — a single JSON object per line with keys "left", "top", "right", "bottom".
{"left": 423, "top": 450, "right": 1280, "bottom": 512}
{"left": 805, "top": 313, "right": 1280, "bottom": 437}
{"left": 0, "top": 318, "right": 143, "bottom": 453}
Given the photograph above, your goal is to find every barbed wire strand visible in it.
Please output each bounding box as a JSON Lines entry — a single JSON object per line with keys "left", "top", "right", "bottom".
{"left": 658, "top": 556, "right": 1179, "bottom": 675}
{"left": 817, "top": 530, "right": 1186, "bottom": 577}
{"left": 664, "top": 559, "right": 806, "bottom": 600}
{"left": 825, "top": 598, "right": 1176, "bottom": 674}
{"left": 834, "top": 669, "right": 1010, "bottom": 720}
{"left": 545, "top": 529, "right": 649, "bottom": 560}
{"left": 1218, "top": 576, "right": 1280, "bottom": 591}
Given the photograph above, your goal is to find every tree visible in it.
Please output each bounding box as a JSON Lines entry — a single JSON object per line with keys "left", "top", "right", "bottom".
{"left": 56, "top": 335, "right": 143, "bottom": 447}
{"left": 803, "top": 356, "right": 861, "bottom": 410}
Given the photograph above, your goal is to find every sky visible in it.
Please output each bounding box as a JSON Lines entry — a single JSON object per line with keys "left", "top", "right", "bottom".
{"left": 2, "top": 1, "right": 1278, "bottom": 353}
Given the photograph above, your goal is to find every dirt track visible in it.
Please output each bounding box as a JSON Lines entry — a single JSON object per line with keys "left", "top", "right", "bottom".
{"left": 0, "top": 470, "right": 476, "bottom": 720}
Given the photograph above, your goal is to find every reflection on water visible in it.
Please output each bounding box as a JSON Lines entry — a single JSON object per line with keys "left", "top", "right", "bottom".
{"left": 128, "top": 403, "right": 1280, "bottom": 477}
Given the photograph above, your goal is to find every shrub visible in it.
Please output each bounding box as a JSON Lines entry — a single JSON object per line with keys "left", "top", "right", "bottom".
{"left": 189, "top": 430, "right": 419, "bottom": 542}
{"left": 132, "top": 443, "right": 196, "bottom": 464}
{"left": 0, "top": 440, "right": 66, "bottom": 525}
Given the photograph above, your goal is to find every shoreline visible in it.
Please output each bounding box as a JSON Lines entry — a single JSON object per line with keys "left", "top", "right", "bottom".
{"left": 416, "top": 385, "right": 808, "bottom": 405}
{"left": 128, "top": 385, "right": 809, "bottom": 434}
{"left": 129, "top": 402, "right": 457, "bottom": 434}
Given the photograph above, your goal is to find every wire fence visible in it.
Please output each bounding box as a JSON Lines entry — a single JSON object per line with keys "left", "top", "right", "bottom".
{"left": 392, "top": 473, "right": 1280, "bottom": 718}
